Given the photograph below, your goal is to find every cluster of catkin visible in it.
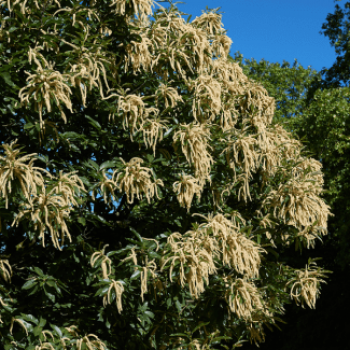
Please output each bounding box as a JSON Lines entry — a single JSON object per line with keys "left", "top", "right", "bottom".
{"left": 0, "top": 0, "right": 333, "bottom": 347}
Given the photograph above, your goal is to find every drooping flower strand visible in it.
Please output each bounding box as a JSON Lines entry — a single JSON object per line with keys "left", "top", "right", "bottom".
{"left": 19, "top": 47, "right": 73, "bottom": 127}
{"left": 192, "top": 11, "right": 224, "bottom": 36}
{"left": 285, "top": 261, "right": 329, "bottom": 309}
{"left": 173, "top": 173, "right": 202, "bottom": 212}
{"left": 0, "top": 139, "right": 51, "bottom": 209}
{"left": 102, "top": 280, "right": 125, "bottom": 314}
{"left": 90, "top": 244, "right": 113, "bottom": 280}
{"left": 110, "top": 0, "right": 154, "bottom": 17}
{"left": 113, "top": 157, "right": 164, "bottom": 204}
{"left": 173, "top": 123, "right": 213, "bottom": 186}
{"left": 226, "top": 278, "right": 266, "bottom": 321}
{"left": 139, "top": 114, "right": 169, "bottom": 156}
{"left": 161, "top": 213, "right": 267, "bottom": 299}
{"left": 0, "top": 259, "right": 12, "bottom": 283}
{"left": 11, "top": 168, "right": 86, "bottom": 250}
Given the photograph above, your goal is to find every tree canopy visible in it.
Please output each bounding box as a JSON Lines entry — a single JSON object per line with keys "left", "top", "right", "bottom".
{"left": 0, "top": 1, "right": 332, "bottom": 349}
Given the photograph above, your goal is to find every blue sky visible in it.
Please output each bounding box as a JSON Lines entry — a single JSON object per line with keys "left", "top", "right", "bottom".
{"left": 159, "top": 0, "right": 342, "bottom": 74}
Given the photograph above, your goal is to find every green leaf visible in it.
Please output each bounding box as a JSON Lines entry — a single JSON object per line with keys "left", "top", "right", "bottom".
{"left": 28, "top": 284, "right": 39, "bottom": 296}
{"left": 61, "top": 131, "right": 83, "bottom": 140}
{"left": 20, "top": 314, "right": 39, "bottom": 325}
{"left": 86, "top": 115, "right": 102, "bottom": 131}
{"left": 31, "top": 267, "right": 44, "bottom": 277}
{"left": 24, "top": 122, "right": 34, "bottom": 130}
{"left": 22, "top": 279, "right": 37, "bottom": 290}
{"left": 130, "top": 270, "right": 141, "bottom": 280}
{"left": 192, "top": 322, "right": 210, "bottom": 334}
{"left": 170, "top": 333, "right": 190, "bottom": 339}
{"left": 39, "top": 317, "right": 47, "bottom": 327}
{"left": 77, "top": 217, "right": 86, "bottom": 226}
{"left": 100, "top": 160, "right": 117, "bottom": 170}
{"left": 144, "top": 311, "right": 154, "bottom": 319}
{"left": 33, "top": 326, "right": 42, "bottom": 336}
{"left": 130, "top": 227, "right": 143, "bottom": 242}
{"left": 43, "top": 287, "right": 55, "bottom": 303}
{"left": 0, "top": 72, "right": 14, "bottom": 86}
{"left": 50, "top": 324, "right": 62, "bottom": 337}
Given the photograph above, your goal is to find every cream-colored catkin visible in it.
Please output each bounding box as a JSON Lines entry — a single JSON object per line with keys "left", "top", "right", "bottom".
{"left": 41, "top": 330, "right": 54, "bottom": 342}
{"left": 192, "top": 11, "right": 223, "bottom": 36}
{"left": 0, "top": 259, "right": 12, "bottom": 282}
{"left": 222, "top": 127, "right": 258, "bottom": 183}
{"left": 0, "top": 139, "right": 51, "bottom": 208}
{"left": 91, "top": 244, "right": 112, "bottom": 279}
{"left": 0, "top": 142, "right": 82, "bottom": 250}
{"left": 262, "top": 172, "right": 332, "bottom": 247}
{"left": 226, "top": 278, "right": 266, "bottom": 321}
{"left": 110, "top": 0, "right": 154, "bottom": 17}
{"left": 54, "top": 170, "right": 86, "bottom": 207}
{"left": 212, "top": 33, "right": 233, "bottom": 58}
{"left": 188, "top": 73, "right": 222, "bottom": 123}
{"left": 0, "top": 297, "right": 9, "bottom": 323}
{"left": 155, "top": 83, "right": 184, "bottom": 109}
{"left": 72, "top": 333, "right": 107, "bottom": 350}
{"left": 173, "top": 173, "right": 202, "bottom": 212}
{"left": 103, "top": 280, "right": 124, "bottom": 314}
{"left": 161, "top": 229, "right": 217, "bottom": 299}
{"left": 162, "top": 213, "right": 266, "bottom": 299}
{"left": 124, "top": 32, "right": 154, "bottom": 73}
{"left": 9, "top": 318, "right": 28, "bottom": 336}
{"left": 285, "top": 262, "right": 328, "bottom": 309}
{"left": 118, "top": 94, "right": 146, "bottom": 134}
{"left": 195, "top": 213, "right": 266, "bottom": 278}
{"left": 0, "top": 0, "right": 47, "bottom": 14}
{"left": 11, "top": 191, "right": 73, "bottom": 250}
{"left": 120, "top": 247, "right": 138, "bottom": 268}
{"left": 113, "top": 157, "right": 163, "bottom": 204}
{"left": 140, "top": 115, "right": 168, "bottom": 155}
{"left": 9, "top": 164, "right": 86, "bottom": 251}
{"left": 140, "top": 259, "right": 157, "bottom": 302}
{"left": 91, "top": 170, "right": 117, "bottom": 206}
{"left": 19, "top": 47, "right": 73, "bottom": 127}
{"left": 66, "top": 48, "right": 112, "bottom": 106}
{"left": 173, "top": 123, "right": 213, "bottom": 185}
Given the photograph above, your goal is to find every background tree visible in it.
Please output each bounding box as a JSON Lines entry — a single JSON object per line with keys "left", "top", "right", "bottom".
{"left": 311, "top": 0, "right": 350, "bottom": 90}
{"left": 0, "top": 1, "right": 332, "bottom": 349}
